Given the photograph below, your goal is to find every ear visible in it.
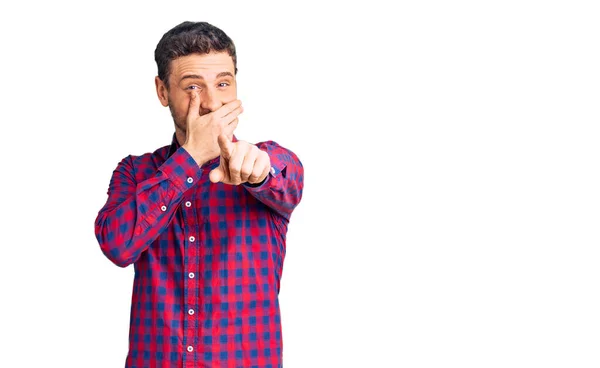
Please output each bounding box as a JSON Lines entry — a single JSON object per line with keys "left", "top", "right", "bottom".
{"left": 155, "top": 76, "right": 169, "bottom": 107}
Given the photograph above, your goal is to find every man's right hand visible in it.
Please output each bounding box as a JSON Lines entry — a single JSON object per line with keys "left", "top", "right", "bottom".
{"left": 182, "top": 91, "right": 243, "bottom": 166}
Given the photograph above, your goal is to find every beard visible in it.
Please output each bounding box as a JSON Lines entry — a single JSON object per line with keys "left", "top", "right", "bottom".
{"left": 168, "top": 97, "right": 187, "bottom": 134}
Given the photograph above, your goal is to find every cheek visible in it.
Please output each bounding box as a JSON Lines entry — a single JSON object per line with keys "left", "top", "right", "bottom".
{"left": 223, "top": 90, "right": 237, "bottom": 103}
{"left": 169, "top": 96, "right": 190, "bottom": 116}
{"left": 181, "top": 99, "right": 191, "bottom": 114}
{"left": 223, "top": 84, "right": 237, "bottom": 99}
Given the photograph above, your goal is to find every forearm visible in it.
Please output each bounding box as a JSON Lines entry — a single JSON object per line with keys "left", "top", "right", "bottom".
{"left": 243, "top": 141, "right": 304, "bottom": 220}
{"left": 94, "top": 148, "right": 202, "bottom": 267}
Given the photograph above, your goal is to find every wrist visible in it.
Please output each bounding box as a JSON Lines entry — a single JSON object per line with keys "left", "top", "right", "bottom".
{"left": 181, "top": 144, "right": 210, "bottom": 166}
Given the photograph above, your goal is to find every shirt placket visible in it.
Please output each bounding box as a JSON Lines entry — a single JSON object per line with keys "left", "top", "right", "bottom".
{"left": 181, "top": 187, "right": 201, "bottom": 367}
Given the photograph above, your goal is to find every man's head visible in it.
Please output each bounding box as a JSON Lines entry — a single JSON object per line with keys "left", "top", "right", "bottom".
{"left": 154, "top": 21, "right": 238, "bottom": 139}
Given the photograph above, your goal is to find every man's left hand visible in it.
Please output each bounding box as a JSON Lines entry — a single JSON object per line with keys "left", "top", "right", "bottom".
{"left": 209, "top": 134, "right": 271, "bottom": 185}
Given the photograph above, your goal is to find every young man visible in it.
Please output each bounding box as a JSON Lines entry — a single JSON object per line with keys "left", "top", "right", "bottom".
{"left": 95, "top": 21, "right": 304, "bottom": 368}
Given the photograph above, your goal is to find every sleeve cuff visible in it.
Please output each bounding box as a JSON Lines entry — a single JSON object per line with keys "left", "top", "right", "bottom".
{"left": 242, "top": 167, "right": 272, "bottom": 189}
{"left": 243, "top": 163, "right": 285, "bottom": 191}
{"left": 158, "top": 146, "right": 203, "bottom": 192}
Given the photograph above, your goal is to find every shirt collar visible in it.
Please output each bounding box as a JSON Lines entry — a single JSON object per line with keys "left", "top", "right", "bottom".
{"left": 167, "top": 132, "right": 181, "bottom": 158}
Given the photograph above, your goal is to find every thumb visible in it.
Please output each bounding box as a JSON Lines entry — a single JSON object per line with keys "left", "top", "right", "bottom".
{"left": 209, "top": 165, "right": 225, "bottom": 183}
{"left": 186, "top": 91, "right": 200, "bottom": 121}
{"left": 217, "top": 133, "right": 234, "bottom": 159}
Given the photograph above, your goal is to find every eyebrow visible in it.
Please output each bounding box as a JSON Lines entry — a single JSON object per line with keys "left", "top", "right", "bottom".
{"left": 180, "top": 71, "right": 234, "bottom": 82}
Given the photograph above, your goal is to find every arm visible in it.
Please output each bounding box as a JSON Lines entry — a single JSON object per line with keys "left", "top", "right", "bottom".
{"left": 242, "top": 140, "right": 304, "bottom": 220}
{"left": 94, "top": 148, "right": 202, "bottom": 267}
{"left": 207, "top": 135, "right": 305, "bottom": 221}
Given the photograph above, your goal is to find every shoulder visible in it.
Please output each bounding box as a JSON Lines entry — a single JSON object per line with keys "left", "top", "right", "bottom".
{"left": 116, "top": 144, "right": 171, "bottom": 176}
{"left": 255, "top": 140, "right": 297, "bottom": 155}
{"left": 128, "top": 144, "right": 170, "bottom": 164}
{"left": 255, "top": 140, "right": 302, "bottom": 165}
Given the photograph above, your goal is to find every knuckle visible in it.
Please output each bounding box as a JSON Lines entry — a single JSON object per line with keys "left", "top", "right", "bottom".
{"left": 241, "top": 168, "right": 252, "bottom": 178}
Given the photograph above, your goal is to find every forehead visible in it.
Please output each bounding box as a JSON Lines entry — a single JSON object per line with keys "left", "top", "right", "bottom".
{"left": 170, "top": 52, "right": 235, "bottom": 80}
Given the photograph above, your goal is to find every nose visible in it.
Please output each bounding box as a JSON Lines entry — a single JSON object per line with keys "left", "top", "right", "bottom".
{"left": 199, "top": 88, "right": 222, "bottom": 113}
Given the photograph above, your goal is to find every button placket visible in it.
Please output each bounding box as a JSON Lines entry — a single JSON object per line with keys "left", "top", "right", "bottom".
{"left": 180, "top": 191, "right": 200, "bottom": 359}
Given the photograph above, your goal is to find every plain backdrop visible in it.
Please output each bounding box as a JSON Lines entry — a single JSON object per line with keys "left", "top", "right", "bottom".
{"left": 1, "top": 1, "right": 599, "bottom": 367}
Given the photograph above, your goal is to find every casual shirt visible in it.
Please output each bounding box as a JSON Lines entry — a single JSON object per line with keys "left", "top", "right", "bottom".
{"left": 94, "top": 133, "right": 304, "bottom": 368}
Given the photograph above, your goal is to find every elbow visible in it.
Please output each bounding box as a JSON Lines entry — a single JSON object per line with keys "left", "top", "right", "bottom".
{"left": 95, "top": 219, "right": 134, "bottom": 268}
{"left": 290, "top": 169, "right": 304, "bottom": 209}
{"left": 100, "top": 245, "right": 133, "bottom": 268}
{"left": 97, "top": 235, "right": 134, "bottom": 268}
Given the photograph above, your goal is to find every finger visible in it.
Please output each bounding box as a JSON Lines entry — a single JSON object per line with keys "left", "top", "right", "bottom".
{"left": 240, "top": 146, "right": 259, "bottom": 182}
{"left": 209, "top": 165, "right": 225, "bottom": 183}
{"left": 249, "top": 154, "right": 271, "bottom": 184}
{"left": 224, "top": 119, "right": 238, "bottom": 142}
{"left": 227, "top": 143, "right": 248, "bottom": 185}
{"left": 220, "top": 105, "right": 243, "bottom": 129}
{"left": 259, "top": 165, "right": 271, "bottom": 183}
{"left": 223, "top": 117, "right": 239, "bottom": 138}
{"left": 186, "top": 91, "right": 200, "bottom": 122}
{"left": 216, "top": 99, "right": 242, "bottom": 119}
{"left": 217, "top": 133, "right": 235, "bottom": 160}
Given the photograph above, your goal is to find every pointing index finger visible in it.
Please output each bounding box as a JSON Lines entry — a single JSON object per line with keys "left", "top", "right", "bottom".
{"left": 217, "top": 133, "right": 234, "bottom": 159}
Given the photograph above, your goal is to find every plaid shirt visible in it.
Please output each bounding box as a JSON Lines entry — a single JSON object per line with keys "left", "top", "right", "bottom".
{"left": 94, "top": 133, "right": 304, "bottom": 368}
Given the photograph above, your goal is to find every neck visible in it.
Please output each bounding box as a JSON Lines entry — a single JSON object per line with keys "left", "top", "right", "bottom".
{"left": 175, "top": 128, "right": 186, "bottom": 147}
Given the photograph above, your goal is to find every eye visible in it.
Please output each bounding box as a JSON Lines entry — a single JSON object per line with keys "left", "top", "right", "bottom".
{"left": 187, "top": 85, "right": 201, "bottom": 90}
{"left": 218, "top": 82, "right": 230, "bottom": 88}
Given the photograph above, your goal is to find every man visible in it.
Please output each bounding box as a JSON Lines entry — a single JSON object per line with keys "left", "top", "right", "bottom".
{"left": 95, "top": 21, "right": 304, "bottom": 368}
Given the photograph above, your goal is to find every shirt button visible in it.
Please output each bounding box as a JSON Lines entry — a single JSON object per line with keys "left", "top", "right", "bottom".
{"left": 270, "top": 166, "right": 275, "bottom": 174}
{"left": 187, "top": 177, "right": 194, "bottom": 184}
{"left": 188, "top": 309, "right": 195, "bottom": 315}
{"left": 188, "top": 272, "right": 195, "bottom": 279}
{"left": 160, "top": 205, "right": 167, "bottom": 212}
{"left": 187, "top": 346, "right": 193, "bottom": 352}
{"left": 189, "top": 236, "right": 195, "bottom": 242}
{"left": 185, "top": 201, "right": 192, "bottom": 207}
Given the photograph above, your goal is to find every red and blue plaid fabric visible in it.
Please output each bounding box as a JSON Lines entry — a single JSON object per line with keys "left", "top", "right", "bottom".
{"left": 95, "top": 133, "right": 303, "bottom": 368}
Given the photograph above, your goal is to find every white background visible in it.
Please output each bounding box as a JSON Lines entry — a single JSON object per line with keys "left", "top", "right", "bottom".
{"left": 1, "top": 1, "right": 599, "bottom": 367}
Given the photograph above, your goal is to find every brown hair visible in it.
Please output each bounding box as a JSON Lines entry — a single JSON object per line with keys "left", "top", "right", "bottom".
{"left": 154, "top": 21, "right": 237, "bottom": 89}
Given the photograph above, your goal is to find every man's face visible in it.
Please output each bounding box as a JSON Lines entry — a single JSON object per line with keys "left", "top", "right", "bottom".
{"left": 155, "top": 51, "right": 237, "bottom": 136}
